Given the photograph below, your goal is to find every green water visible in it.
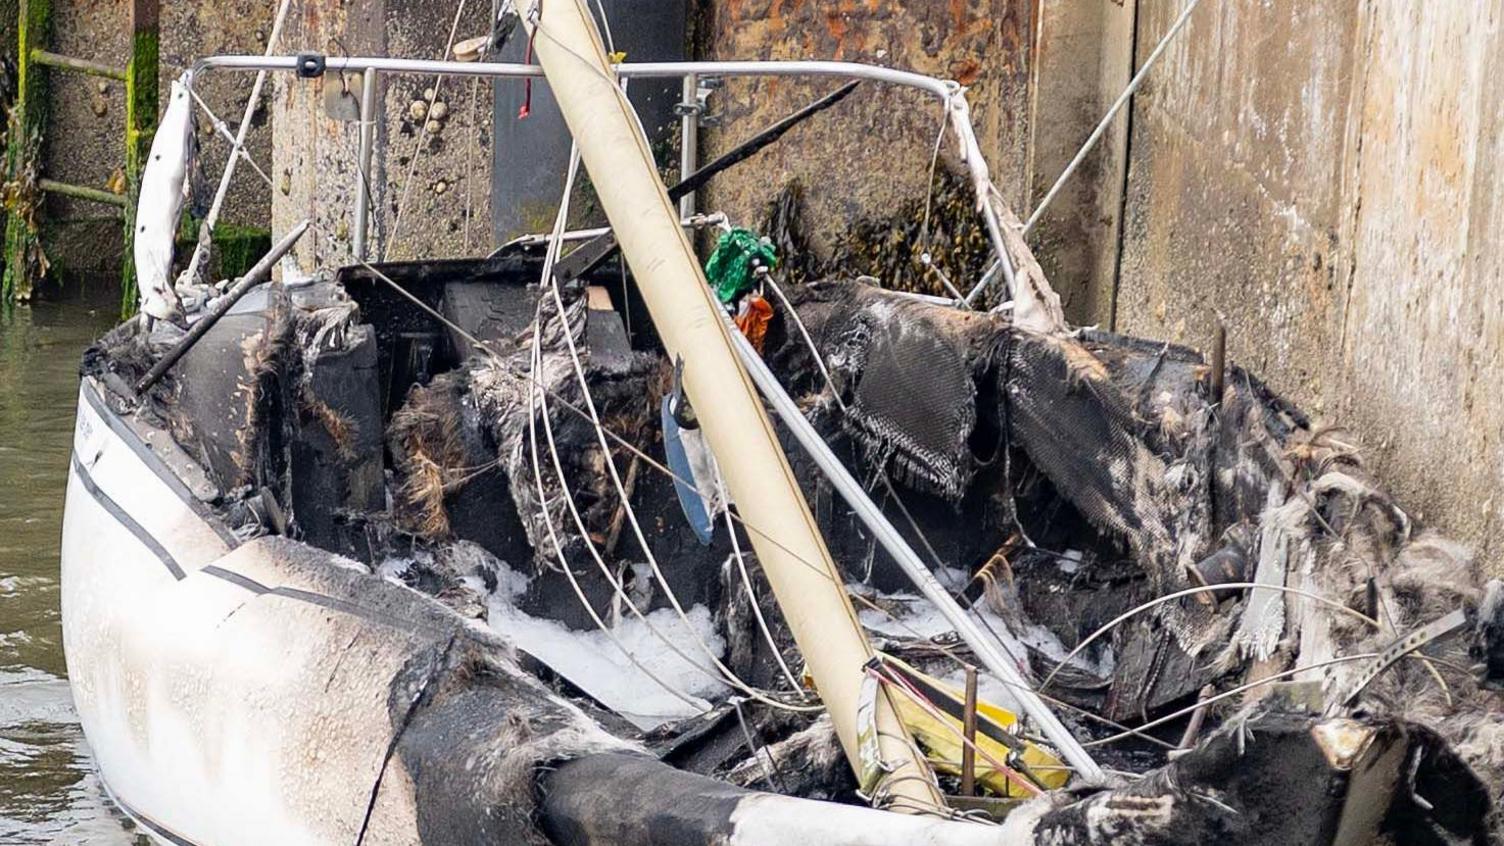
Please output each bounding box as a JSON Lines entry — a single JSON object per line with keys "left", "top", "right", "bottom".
{"left": 0, "top": 286, "right": 150, "bottom": 844}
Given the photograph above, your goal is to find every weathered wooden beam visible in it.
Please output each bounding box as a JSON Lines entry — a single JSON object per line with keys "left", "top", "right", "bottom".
{"left": 2, "top": 0, "right": 51, "bottom": 303}
{"left": 38, "top": 178, "right": 126, "bottom": 208}
{"left": 30, "top": 49, "right": 126, "bottom": 81}
{"left": 121, "top": 0, "right": 159, "bottom": 316}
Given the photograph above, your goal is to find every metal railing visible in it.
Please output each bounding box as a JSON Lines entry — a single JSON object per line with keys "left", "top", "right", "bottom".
{"left": 188, "top": 54, "right": 1019, "bottom": 305}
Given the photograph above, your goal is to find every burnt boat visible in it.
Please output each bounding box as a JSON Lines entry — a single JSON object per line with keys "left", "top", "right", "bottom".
{"left": 61, "top": 4, "right": 1504, "bottom": 844}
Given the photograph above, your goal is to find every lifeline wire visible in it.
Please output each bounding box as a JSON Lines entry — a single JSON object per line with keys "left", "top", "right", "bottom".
{"left": 189, "top": 81, "right": 1182, "bottom": 759}
{"left": 1038, "top": 581, "right": 1384, "bottom": 694}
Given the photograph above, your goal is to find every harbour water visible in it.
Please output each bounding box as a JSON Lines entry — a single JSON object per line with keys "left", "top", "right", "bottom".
{"left": 0, "top": 287, "right": 147, "bottom": 844}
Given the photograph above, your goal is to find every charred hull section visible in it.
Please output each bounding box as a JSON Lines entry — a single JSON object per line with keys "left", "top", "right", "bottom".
{"left": 71, "top": 259, "right": 1504, "bottom": 844}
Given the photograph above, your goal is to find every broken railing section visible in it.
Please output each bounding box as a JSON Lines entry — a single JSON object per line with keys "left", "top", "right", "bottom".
{"left": 133, "top": 219, "right": 310, "bottom": 393}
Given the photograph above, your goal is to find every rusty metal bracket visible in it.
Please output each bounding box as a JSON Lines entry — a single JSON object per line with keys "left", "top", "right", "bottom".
{"left": 1335, "top": 609, "right": 1468, "bottom": 710}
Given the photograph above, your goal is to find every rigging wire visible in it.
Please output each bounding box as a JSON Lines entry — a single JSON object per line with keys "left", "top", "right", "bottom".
{"left": 1081, "top": 652, "right": 1383, "bottom": 749}
{"left": 187, "top": 83, "right": 1190, "bottom": 755}
{"left": 1038, "top": 582, "right": 1384, "bottom": 695}
{"left": 719, "top": 473, "right": 807, "bottom": 694}
{"left": 529, "top": 146, "right": 818, "bottom": 712}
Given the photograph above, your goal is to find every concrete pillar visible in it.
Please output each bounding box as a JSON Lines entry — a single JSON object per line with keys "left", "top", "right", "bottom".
{"left": 1024, "top": 0, "right": 1136, "bottom": 327}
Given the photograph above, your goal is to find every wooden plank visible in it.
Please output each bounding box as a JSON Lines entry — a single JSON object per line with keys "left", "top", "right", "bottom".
{"left": 30, "top": 49, "right": 127, "bottom": 81}
{"left": 38, "top": 178, "right": 127, "bottom": 208}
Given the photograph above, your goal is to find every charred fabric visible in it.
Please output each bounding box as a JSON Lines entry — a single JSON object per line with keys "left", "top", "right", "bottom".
{"left": 86, "top": 250, "right": 1504, "bottom": 844}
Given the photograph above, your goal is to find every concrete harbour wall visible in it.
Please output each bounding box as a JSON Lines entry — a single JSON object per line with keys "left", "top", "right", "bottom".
{"left": 1090, "top": 0, "right": 1504, "bottom": 566}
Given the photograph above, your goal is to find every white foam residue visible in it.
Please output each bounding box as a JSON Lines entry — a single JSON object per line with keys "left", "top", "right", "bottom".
{"left": 485, "top": 564, "right": 724, "bottom": 730}
{"left": 939, "top": 666, "right": 1024, "bottom": 714}
{"left": 375, "top": 554, "right": 415, "bottom": 584}
{"left": 935, "top": 566, "right": 970, "bottom": 592}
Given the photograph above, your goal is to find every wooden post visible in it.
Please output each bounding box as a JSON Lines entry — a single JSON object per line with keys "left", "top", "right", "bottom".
{"left": 121, "top": 0, "right": 159, "bottom": 316}
{"left": 2, "top": 0, "right": 52, "bottom": 303}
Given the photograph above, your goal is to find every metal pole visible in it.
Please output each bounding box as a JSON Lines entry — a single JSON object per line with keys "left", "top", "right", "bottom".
{"left": 353, "top": 68, "right": 378, "bottom": 262}
{"left": 186, "top": 55, "right": 1026, "bottom": 321}
{"left": 1022, "top": 0, "right": 1204, "bottom": 236}
{"left": 135, "top": 219, "right": 310, "bottom": 394}
{"left": 38, "top": 178, "right": 128, "bottom": 208}
{"left": 679, "top": 72, "right": 697, "bottom": 219}
{"left": 192, "top": 57, "right": 961, "bottom": 99}
{"left": 729, "top": 326, "right": 1104, "bottom": 784}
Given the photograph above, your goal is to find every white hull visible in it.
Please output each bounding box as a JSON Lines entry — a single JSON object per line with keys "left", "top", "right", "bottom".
{"left": 62, "top": 378, "right": 446, "bottom": 844}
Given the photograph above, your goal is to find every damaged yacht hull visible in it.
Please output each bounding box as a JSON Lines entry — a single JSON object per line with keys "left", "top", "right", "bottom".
{"left": 63, "top": 378, "right": 445, "bottom": 842}
{"left": 61, "top": 330, "right": 1473, "bottom": 846}
{"left": 59, "top": 378, "right": 1041, "bottom": 845}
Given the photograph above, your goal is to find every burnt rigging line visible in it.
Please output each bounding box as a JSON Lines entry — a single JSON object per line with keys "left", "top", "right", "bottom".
{"left": 1038, "top": 582, "right": 1384, "bottom": 696}
{"left": 187, "top": 85, "right": 1177, "bottom": 758}
{"left": 527, "top": 300, "right": 820, "bottom": 716}
{"left": 525, "top": 354, "right": 713, "bottom": 714}
{"left": 719, "top": 472, "right": 807, "bottom": 694}
{"left": 528, "top": 144, "right": 818, "bottom": 712}
{"left": 1077, "top": 650, "right": 1454, "bottom": 749}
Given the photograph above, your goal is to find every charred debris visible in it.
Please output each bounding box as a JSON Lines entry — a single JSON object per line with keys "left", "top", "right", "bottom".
{"left": 83, "top": 202, "right": 1504, "bottom": 842}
